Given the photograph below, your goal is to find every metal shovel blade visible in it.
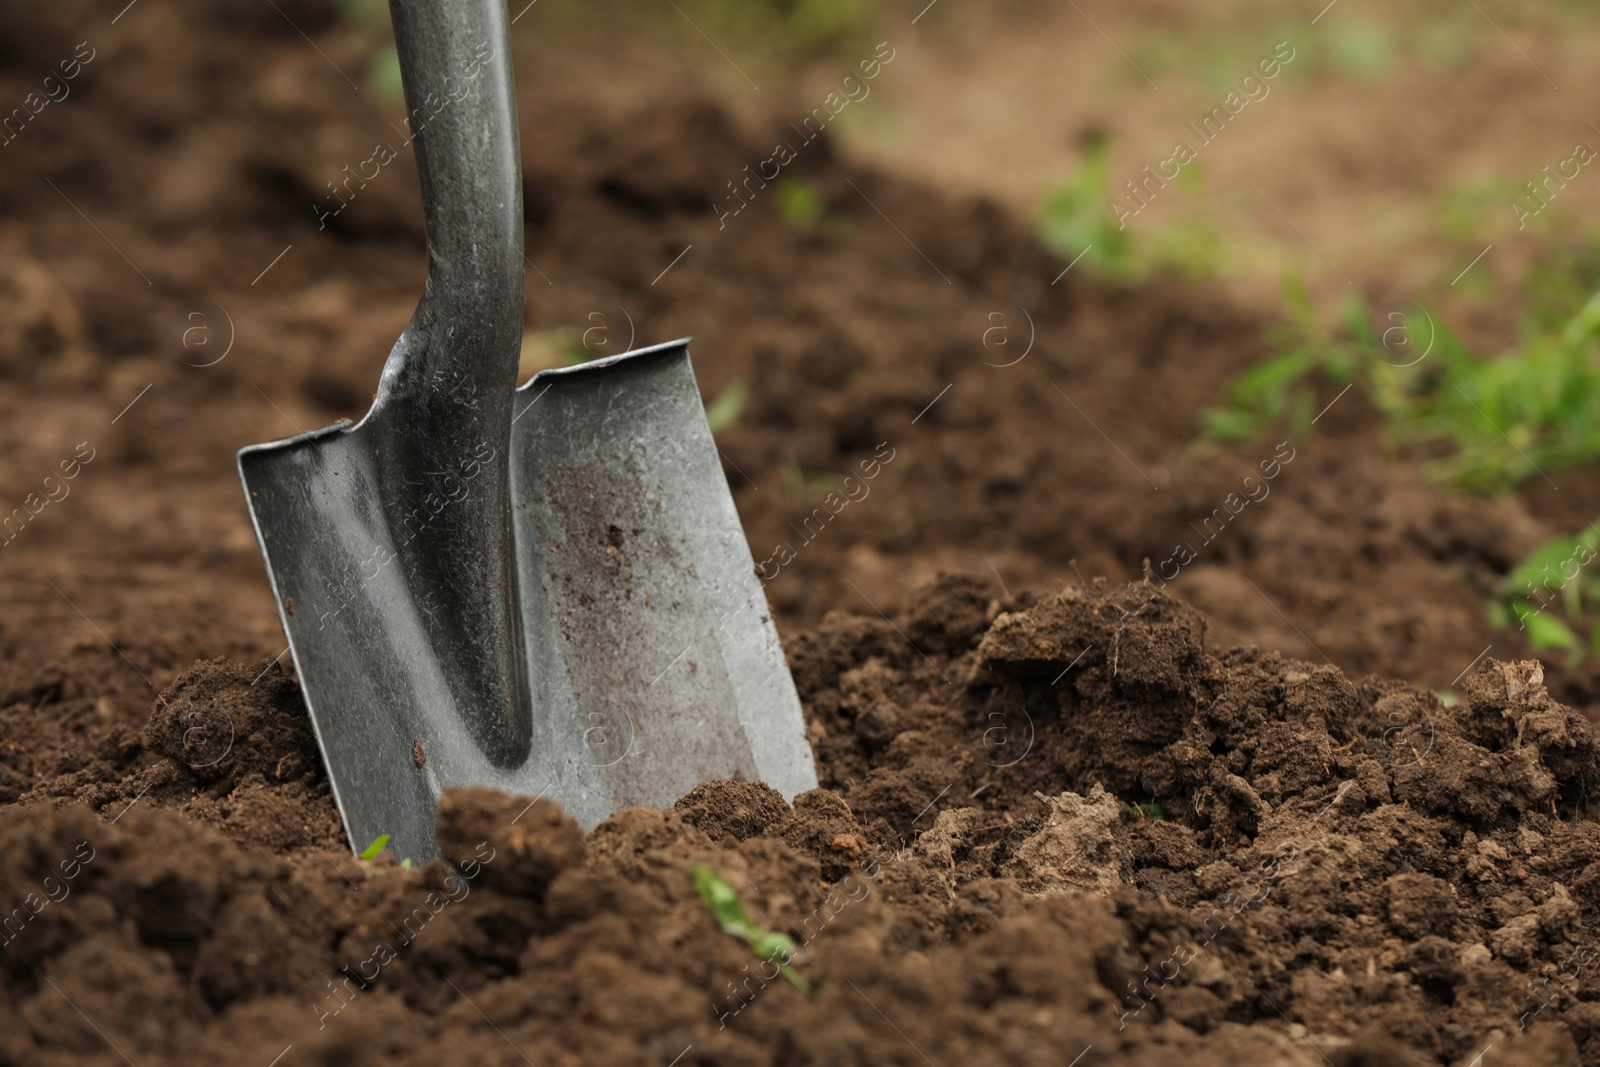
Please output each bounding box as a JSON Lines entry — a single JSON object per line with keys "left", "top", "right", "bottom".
{"left": 240, "top": 339, "right": 817, "bottom": 861}
{"left": 237, "top": 0, "right": 814, "bottom": 862}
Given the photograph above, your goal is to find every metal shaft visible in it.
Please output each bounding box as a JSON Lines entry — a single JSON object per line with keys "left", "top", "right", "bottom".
{"left": 373, "top": 0, "right": 529, "bottom": 763}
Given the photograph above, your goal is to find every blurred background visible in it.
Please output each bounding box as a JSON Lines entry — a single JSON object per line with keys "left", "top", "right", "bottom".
{"left": 5, "top": 0, "right": 1600, "bottom": 721}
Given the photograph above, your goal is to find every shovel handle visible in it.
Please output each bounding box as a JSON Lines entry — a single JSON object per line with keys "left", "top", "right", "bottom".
{"left": 366, "top": 0, "right": 532, "bottom": 765}
{"left": 381, "top": 0, "right": 524, "bottom": 405}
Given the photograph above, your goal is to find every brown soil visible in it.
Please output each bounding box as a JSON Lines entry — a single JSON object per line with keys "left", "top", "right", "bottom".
{"left": 9, "top": 582, "right": 1600, "bottom": 1066}
{"left": 4, "top": 1, "right": 1600, "bottom": 1064}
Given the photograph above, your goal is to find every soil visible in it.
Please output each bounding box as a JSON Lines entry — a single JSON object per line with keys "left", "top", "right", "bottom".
{"left": 4, "top": 0, "right": 1600, "bottom": 1064}
{"left": 10, "top": 583, "right": 1600, "bottom": 1066}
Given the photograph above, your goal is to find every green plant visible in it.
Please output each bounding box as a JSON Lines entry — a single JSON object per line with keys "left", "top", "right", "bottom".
{"left": 1195, "top": 47, "right": 1244, "bottom": 94}
{"left": 1526, "top": 243, "right": 1600, "bottom": 330}
{"left": 1204, "top": 276, "right": 1600, "bottom": 494}
{"left": 1199, "top": 273, "right": 1371, "bottom": 442}
{"left": 1128, "top": 802, "right": 1164, "bottom": 819}
{"left": 1488, "top": 522, "right": 1600, "bottom": 661}
{"left": 778, "top": 457, "right": 843, "bottom": 502}
{"left": 518, "top": 327, "right": 598, "bottom": 380}
{"left": 1324, "top": 22, "right": 1397, "bottom": 81}
{"left": 333, "top": 0, "right": 403, "bottom": 101}
{"left": 366, "top": 45, "right": 405, "bottom": 101}
{"left": 1148, "top": 219, "right": 1221, "bottom": 283}
{"left": 1407, "top": 289, "right": 1600, "bottom": 492}
{"left": 705, "top": 378, "right": 751, "bottom": 432}
{"left": 358, "top": 833, "right": 414, "bottom": 869}
{"left": 1038, "top": 138, "right": 1221, "bottom": 282}
{"left": 1037, "top": 134, "right": 1136, "bottom": 282}
{"left": 1208, "top": 271, "right": 1600, "bottom": 660}
{"left": 691, "top": 865, "right": 816, "bottom": 997}
{"left": 774, "top": 177, "right": 823, "bottom": 233}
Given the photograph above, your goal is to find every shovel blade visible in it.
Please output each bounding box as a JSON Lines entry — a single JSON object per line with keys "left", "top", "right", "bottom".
{"left": 239, "top": 340, "right": 816, "bottom": 861}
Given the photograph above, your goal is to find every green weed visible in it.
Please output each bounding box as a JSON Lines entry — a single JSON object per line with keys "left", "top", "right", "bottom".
{"left": 1037, "top": 134, "right": 1136, "bottom": 283}
{"left": 1324, "top": 22, "right": 1397, "bottom": 81}
{"left": 691, "top": 865, "right": 817, "bottom": 997}
{"left": 705, "top": 378, "right": 751, "bottom": 433}
{"left": 1208, "top": 268, "right": 1600, "bottom": 660}
{"left": 1148, "top": 219, "right": 1221, "bottom": 283}
{"left": 1038, "top": 137, "right": 1219, "bottom": 282}
{"left": 518, "top": 327, "right": 598, "bottom": 381}
{"left": 366, "top": 45, "right": 405, "bottom": 101}
{"left": 1488, "top": 522, "right": 1600, "bottom": 662}
{"left": 1526, "top": 243, "right": 1600, "bottom": 330}
{"left": 779, "top": 457, "right": 843, "bottom": 502}
{"left": 359, "top": 834, "right": 413, "bottom": 869}
{"left": 774, "top": 177, "right": 824, "bottom": 233}
{"left": 1204, "top": 276, "right": 1600, "bottom": 495}
{"left": 333, "top": 0, "right": 403, "bottom": 101}
{"left": 1198, "top": 274, "right": 1369, "bottom": 443}
{"left": 1409, "top": 290, "right": 1600, "bottom": 493}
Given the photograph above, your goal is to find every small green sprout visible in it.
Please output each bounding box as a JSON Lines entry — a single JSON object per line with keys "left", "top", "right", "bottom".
{"left": 1202, "top": 277, "right": 1600, "bottom": 495}
{"left": 705, "top": 378, "right": 751, "bottom": 433}
{"left": 359, "top": 834, "right": 391, "bottom": 861}
{"left": 778, "top": 457, "right": 843, "bottom": 502}
{"left": 1199, "top": 272, "right": 1367, "bottom": 444}
{"left": 1037, "top": 133, "right": 1135, "bottom": 283}
{"left": 519, "top": 327, "right": 596, "bottom": 381}
{"left": 1129, "top": 803, "right": 1164, "bottom": 820}
{"left": 1323, "top": 21, "right": 1396, "bottom": 81}
{"left": 365, "top": 45, "right": 405, "bottom": 102}
{"left": 1488, "top": 520, "right": 1600, "bottom": 663}
{"left": 691, "top": 864, "right": 816, "bottom": 997}
{"left": 774, "top": 177, "right": 824, "bottom": 233}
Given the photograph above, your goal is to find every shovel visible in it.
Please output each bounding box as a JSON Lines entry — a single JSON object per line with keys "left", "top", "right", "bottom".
{"left": 238, "top": 0, "right": 816, "bottom": 862}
